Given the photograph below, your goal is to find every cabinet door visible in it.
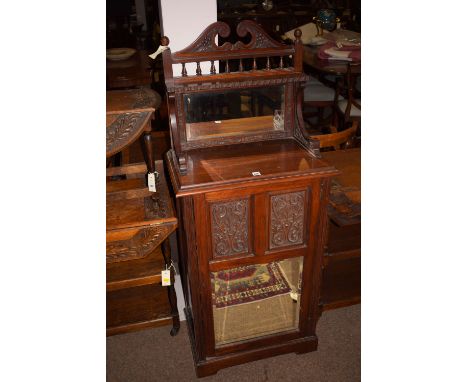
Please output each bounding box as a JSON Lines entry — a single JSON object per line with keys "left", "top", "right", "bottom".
{"left": 193, "top": 180, "right": 324, "bottom": 355}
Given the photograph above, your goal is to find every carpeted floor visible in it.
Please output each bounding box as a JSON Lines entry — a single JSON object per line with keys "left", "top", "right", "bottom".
{"left": 107, "top": 304, "right": 360, "bottom": 381}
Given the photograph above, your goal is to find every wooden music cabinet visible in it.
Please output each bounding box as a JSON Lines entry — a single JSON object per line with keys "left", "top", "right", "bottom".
{"left": 162, "top": 21, "right": 339, "bottom": 377}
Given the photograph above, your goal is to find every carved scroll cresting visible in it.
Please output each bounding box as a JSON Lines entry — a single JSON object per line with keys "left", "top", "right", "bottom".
{"left": 211, "top": 199, "right": 249, "bottom": 258}
{"left": 270, "top": 191, "right": 306, "bottom": 249}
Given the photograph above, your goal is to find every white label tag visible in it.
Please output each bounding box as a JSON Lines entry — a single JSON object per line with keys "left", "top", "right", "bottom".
{"left": 252, "top": 171, "right": 261, "bottom": 176}
{"left": 162, "top": 269, "right": 171, "bottom": 286}
{"left": 148, "top": 173, "right": 156, "bottom": 192}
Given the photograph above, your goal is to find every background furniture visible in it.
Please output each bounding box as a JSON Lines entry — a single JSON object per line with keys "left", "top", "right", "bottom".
{"left": 106, "top": 88, "right": 161, "bottom": 171}
{"left": 106, "top": 161, "right": 179, "bottom": 336}
{"left": 310, "top": 123, "right": 357, "bottom": 149}
{"left": 320, "top": 148, "right": 360, "bottom": 310}
{"left": 162, "top": 21, "right": 340, "bottom": 377}
{"left": 302, "top": 77, "right": 341, "bottom": 131}
{"left": 335, "top": 61, "right": 361, "bottom": 132}
{"left": 107, "top": 50, "right": 155, "bottom": 89}
{"left": 106, "top": 88, "right": 179, "bottom": 336}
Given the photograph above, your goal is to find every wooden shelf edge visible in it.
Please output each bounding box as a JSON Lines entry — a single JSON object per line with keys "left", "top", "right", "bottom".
{"left": 323, "top": 249, "right": 361, "bottom": 265}
{"left": 106, "top": 316, "right": 174, "bottom": 337}
{"left": 106, "top": 274, "right": 162, "bottom": 292}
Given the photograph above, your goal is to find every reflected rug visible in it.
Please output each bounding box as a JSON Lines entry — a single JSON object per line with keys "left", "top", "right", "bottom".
{"left": 211, "top": 262, "right": 291, "bottom": 309}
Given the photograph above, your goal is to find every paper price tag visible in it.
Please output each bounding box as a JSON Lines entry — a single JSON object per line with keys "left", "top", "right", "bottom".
{"left": 148, "top": 173, "right": 157, "bottom": 192}
{"left": 162, "top": 269, "right": 171, "bottom": 286}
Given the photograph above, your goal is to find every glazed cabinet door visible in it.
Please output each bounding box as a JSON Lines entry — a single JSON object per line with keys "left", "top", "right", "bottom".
{"left": 192, "top": 179, "right": 326, "bottom": 357}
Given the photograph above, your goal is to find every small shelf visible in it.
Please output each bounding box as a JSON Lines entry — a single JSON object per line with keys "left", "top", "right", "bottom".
{"left": 107, "top": 246, "right": 165, "bottom": 291}
{"left": 321, "top": 257, "right": 360, "bottom": 311}
{"left": 107, "top": 283, "right": 173, "bottom": 336}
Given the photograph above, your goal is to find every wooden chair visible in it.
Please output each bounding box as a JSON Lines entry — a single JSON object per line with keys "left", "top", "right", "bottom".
{"left": 309, "top": 123, "right": 358, "bottom": 150}
{"left": 302, "top": 77, "right": 342, "bottom": 130}
{"left": 334, "top": 62, "right": 361, "bottom": 133}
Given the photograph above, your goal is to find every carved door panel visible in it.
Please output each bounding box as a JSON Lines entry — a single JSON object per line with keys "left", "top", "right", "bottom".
{"left": 195, "top": 185, "right": 317, "bottom": 354}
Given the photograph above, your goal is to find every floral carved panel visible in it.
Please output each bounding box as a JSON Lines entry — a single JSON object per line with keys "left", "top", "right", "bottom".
{"left": 270, "top": 191, "right": 306, "bottom": 249}
{"left": 210, "top": 199, "right": 249, "bottom": 258}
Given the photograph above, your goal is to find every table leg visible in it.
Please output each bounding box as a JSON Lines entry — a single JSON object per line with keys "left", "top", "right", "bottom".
{"left": 141, "top": 131, "right": 155, "bottom": 174}
{"left": 162, "top": 238, "right": 180, "bottom": 336}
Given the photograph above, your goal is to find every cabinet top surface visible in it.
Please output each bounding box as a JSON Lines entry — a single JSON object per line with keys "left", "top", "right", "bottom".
{"left": 169, "top": 139, "right": 338, "bottom": 195}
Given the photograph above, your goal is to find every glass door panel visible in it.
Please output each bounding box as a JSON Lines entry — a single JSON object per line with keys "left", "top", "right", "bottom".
{"left": 211, "top": 256, "right": 303, "bottom": 346}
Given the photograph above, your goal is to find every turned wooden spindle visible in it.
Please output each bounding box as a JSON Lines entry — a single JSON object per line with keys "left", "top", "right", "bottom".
{"left": 182, "top": 63, "right": 187, "bottom": 77}
{"left": 293, "top": 28, "right": 303, "bottom": 72}
{"left": 210, "top": 61, "right": 216, "bottom": 74}
{"left": 239, "top": 58, "right": 243, "bottom": 72}
{"left": 225, "top": 60, "right": 230, "bottom": 73}
{"left": 196, "top": 62, "right": 202, "bottom": 76}
{"left": 279, "top": 56, "right": 284, "bottom": 69}
{"left": 266, "top": 57, "right": 271, "bottom": 70}
{"left": 252, "top": 57, "right": 257, "bottom": 70}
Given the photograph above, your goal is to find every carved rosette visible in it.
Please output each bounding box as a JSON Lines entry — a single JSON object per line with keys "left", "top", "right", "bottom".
{"left": 210, "top": 199, "right": 249, "bottom": 258}
{"left": 106, "top": 225, "right": 173, "bottom": 263}
{"left": 270, "top": 191, "right": 306, "bottom": 249}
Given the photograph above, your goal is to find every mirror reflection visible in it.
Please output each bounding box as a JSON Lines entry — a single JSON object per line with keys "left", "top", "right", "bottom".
{"left": 184, "top": 86, "right": 285, "bottom": 141}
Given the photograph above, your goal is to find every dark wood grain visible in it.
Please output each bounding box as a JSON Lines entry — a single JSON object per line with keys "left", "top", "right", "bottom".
{"left": 106, "top": 88, "right": 161, "bottom": 176}
{"left": 163, "top": 21, "right": 341, "bottom": 376}
{"left": 107, "top": 50, "right": 153, "bottom": 89}
{"left": 320, "top": 148, "right": 361, "bottom": 310}
{"left": 106, "top": 160, "right": 179, "bottom": 336}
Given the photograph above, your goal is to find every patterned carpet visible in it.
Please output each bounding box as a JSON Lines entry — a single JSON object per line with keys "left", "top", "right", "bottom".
{"left": 211, "top": 262, "right": 291, "bottom": 308}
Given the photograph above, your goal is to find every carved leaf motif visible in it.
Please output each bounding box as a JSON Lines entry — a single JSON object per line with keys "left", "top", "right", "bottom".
{"left": 211, "top": 199, "right": 249, "bottom": 258}
{"left": 270, "top": 191, "right": 306, "bottom": 249}
{"left": 106, "top": 225, "right": 172, "bottom": 263}
{"left": 131, "top": 88, "right": 161, "bottom": 109}
{"left": 106, "top": 112, "right": 150, "bottom": 156}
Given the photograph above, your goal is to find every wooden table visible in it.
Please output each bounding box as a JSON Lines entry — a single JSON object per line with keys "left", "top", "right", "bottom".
{"left": 320, "top": 148, "right": 361, "bottom": 310}
{"left": 106, "top": 50, "right": 153, "bottom": 89}
{"left": 303, "top": 44, "right": 361, "bottom": 91}
{"left": 106, "top": 88, "right": 161, "bottom": 172}
{"left": 303, "top": 45, "right": 352, "bottom": 77}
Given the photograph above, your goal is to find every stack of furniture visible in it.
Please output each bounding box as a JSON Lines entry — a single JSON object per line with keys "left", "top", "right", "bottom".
{"left": 106, "top": 88, "right": 179, "bottom": 336}
{"left": 161, "top": 21, "right": 341, "bottom": 377}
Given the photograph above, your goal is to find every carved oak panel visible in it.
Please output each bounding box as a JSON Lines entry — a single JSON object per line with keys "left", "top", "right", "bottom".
{"left": 210, "top": 199, "right": 249, "bottom": 258}
{"left": 269, "top": 191, "right": 306, "bottom": 249}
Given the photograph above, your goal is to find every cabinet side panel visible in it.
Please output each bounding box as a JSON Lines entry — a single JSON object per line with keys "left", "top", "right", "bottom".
{"left": 179, "top": 196, "right": 206, "bottom": 359}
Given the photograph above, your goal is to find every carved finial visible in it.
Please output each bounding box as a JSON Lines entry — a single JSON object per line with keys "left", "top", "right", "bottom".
{"left": 294, "top": 29, "right": 302, "bottom": 41}
{"left": 161, "top": 36, "right": 170, "bottom": 46}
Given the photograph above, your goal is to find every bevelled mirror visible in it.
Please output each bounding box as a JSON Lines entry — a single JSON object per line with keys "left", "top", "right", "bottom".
{"left": 184, "top": 85, "right": 285, "bottom": 141}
